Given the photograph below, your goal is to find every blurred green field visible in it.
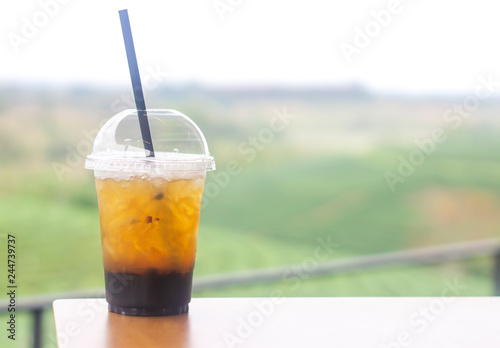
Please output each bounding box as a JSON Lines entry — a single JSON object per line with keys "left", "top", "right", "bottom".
{"left": 1, "top": 87, "right": 500, "bottom": 347}
{"left": 2, "top": 140, "right": 499, "bottom": 297}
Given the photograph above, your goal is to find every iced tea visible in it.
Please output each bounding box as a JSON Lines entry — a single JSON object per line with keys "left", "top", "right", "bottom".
{"left": 95, "top": 174, "right": 205, "bottom": 316}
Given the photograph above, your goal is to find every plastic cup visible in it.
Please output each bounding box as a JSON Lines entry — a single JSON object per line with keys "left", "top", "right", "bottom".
{"left": 85, "top": 109, "right": 215, "bottom": 316}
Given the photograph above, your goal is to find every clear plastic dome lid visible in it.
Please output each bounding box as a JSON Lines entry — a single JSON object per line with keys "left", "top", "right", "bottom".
{"left": 85, "top": 109, "right": 215, "bottom": 173}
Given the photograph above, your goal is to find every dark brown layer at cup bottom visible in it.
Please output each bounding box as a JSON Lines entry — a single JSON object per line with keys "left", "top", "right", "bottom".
{"left": 105, "top": 269, "right": 193, "bottom": 316}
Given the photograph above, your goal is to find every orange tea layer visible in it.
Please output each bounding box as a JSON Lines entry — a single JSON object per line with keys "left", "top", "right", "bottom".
{"left": 95, "top": 175, "right": 205, "bottom": 274}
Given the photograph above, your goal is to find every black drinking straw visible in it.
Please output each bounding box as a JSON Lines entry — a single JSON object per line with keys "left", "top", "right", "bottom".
{"left": 119, "top": 9, "right": 155, "bottom": 157}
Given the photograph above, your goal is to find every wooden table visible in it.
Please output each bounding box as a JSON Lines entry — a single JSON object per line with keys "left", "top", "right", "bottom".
{"left": 53, "top": 297, "right": 500, "bottom": 347}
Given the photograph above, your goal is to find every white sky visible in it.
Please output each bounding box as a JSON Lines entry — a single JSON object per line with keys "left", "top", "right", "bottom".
{"left": 2, "top": 0, "right": 500, "bottom": 94}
